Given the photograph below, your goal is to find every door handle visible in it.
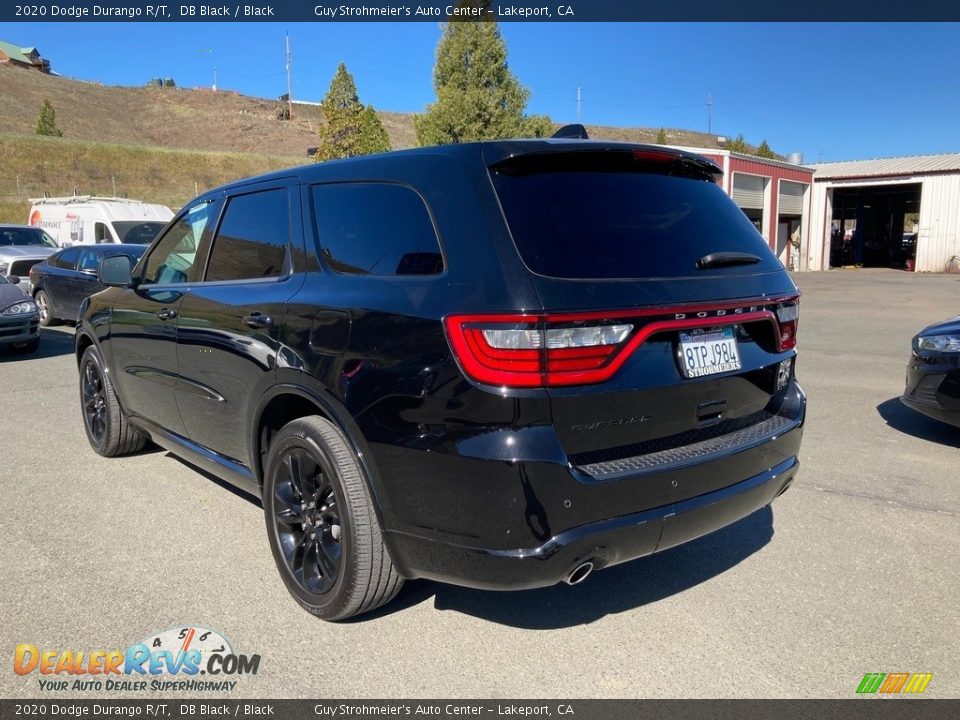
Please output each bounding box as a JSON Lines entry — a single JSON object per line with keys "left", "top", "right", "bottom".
{"left": 243, "top": 312, "right": 273, "bottom": 329}
{"left": 156, "top": 308, "right": 178, "bottom": 320}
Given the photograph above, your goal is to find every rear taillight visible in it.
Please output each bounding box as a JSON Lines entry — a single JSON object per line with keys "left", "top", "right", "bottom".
{"left": 445, "top": 315, "right": 635, "bottom": 387}
{"left": 445, "top": 297, "right": 799, "bottom": 388}
{"left": 775, "top": 301, "right": 799, "bottom": 350}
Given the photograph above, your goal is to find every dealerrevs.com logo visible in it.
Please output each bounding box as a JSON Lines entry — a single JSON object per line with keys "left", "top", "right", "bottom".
{"left": 14, "top": 626, "right": 261, "bottom": 693}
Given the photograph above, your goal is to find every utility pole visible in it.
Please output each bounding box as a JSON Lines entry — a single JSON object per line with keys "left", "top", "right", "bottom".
{"left": 285, "top": 33, "right": 293, "bottom": 120}
{"left": 576, "top": 85, "right": 581, "bottom": 123}
{"left": 212, "top": 66, "right": 217, "bottom": 91}
{"left": 707, "top": 91, "right": 713, "bottom": 135}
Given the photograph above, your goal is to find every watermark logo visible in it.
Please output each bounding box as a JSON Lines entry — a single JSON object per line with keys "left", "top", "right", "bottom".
{"left": 13, "top": 625, "right": 260, "bottom": 693}
{"left": 856, "top": 672, "right": 933, "bottom": 695}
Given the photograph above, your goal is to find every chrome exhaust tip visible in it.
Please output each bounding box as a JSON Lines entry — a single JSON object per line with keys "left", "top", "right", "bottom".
{"left": 565, "top": 561, "right": 594, "bottom": 586}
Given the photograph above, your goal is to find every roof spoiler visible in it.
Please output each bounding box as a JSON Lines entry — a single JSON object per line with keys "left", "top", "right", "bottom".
{"left": 552, "top": 124, "right": 589, "bottom": 140}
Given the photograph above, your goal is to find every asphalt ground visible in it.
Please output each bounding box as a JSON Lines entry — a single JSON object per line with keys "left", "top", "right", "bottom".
{"left": 1, "top": 268, "right": 958, "bottom": 699}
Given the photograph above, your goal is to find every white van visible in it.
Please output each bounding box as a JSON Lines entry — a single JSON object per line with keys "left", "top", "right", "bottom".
{"left": 27, "top": 196, "right": 174, "bottom": 247}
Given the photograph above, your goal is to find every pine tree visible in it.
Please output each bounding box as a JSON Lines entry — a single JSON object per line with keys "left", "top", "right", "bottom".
{"left": 416, "top": 16, "right": 545, "bottom": 145}
{"left": 656, "top": 127, "right": 667, "bottom": 144}
{"left": 756, "top": 140, "right": 775, "bottom": 159}
{"left": 315, "top": 63, "right": 391, "bottom": 162}
{"left": 726, "top": 133, "right": 748, "bottom": 153}
{"left": 36, "top": 99, "right": 63, "bottom": 137}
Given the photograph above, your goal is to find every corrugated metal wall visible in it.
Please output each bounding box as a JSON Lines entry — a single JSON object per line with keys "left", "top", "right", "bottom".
{"left": 807, "top": 173, "right": 960, "bottom": 272}
{"left": 916, "top": 174, "right": 960, "bottom": 273}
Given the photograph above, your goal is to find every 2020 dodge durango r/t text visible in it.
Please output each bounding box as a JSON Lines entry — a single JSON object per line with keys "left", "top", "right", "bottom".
{"left": 75, "top": 140, "right": 806, "bottom": 620}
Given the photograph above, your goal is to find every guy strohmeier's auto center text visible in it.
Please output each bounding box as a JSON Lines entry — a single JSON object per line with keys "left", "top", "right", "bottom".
{"left": 13, "top": 3, "right": 574, "bottom": 18}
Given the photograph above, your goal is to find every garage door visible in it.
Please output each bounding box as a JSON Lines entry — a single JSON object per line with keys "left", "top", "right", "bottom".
{"left": 732, "top": 174, "right": 766, "bottom": 210}
{"left": 779, "top": 180, "right": 806, "bottom": 215}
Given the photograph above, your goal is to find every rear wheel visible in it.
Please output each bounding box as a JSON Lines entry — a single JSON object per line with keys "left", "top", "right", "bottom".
{"left": 79, "top": 345, "right": 147, "bottom": 457}
{"left": 263, "top": 416, "right": 403, "bottom": 621}
{"left": 35, "top": 290, "right": 58, "bottom": 327}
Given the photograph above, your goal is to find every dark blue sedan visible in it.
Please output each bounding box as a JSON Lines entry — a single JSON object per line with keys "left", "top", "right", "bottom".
{"left": 29, "top": 244, "right": 148, "bottom": 325}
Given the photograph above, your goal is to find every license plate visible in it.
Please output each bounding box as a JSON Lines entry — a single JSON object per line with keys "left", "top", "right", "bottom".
{"left": 679, "top": 327, "right": 742, "bottom": 378}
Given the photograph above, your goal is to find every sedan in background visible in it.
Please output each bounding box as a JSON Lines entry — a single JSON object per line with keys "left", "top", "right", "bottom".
{"left": 0, "top": 224, "right": 58, "bottom": 294}
{"left": 29, "top": 244, "right": 148, "bottom": 326}
{"left": 903, "top": 316, "right": 960, "bottom": 428}
{"left": 0, "top": 273, "right": 39, "bottom": 354}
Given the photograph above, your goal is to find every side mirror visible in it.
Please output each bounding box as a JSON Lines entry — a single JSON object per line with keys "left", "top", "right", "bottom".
{"left": 99, "top": 255, "right": 133, "bottom": 287}
{"left": 6, "top": 275, "right": 21, "bottom": 286}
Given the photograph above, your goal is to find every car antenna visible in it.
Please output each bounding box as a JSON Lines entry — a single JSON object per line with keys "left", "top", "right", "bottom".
{"left": 552, "top": 124, "right": 589, "bottom": 140}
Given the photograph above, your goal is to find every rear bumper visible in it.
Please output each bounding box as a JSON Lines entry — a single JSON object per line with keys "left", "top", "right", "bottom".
{"left": 388, "top": 455, "right": 798, "bottom": 590}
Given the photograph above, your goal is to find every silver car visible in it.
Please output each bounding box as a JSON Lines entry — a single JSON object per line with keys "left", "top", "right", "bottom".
{"left": 0, "top": 225, "right": 58, "bottom": 293}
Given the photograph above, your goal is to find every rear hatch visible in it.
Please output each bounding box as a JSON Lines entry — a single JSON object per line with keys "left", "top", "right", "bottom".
{"left": 482, "top": 143, "right": 800, "bottom": 498}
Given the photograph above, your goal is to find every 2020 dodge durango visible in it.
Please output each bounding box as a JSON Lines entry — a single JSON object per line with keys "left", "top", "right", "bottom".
{"left": 75, "top": 140, "right": 806, "bottom": 620}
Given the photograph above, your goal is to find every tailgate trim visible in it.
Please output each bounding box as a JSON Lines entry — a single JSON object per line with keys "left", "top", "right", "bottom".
{"left": 575, "top": 411, "right": 800, "bottom": 481}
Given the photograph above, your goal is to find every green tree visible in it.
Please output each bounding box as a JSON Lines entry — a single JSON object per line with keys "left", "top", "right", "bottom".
{"left": 315, "top": 63, "right": 391, "bottom": 162}
{"left": 726, "top": 133, "right": 748, "bottom": 153}
{"left": 35, "top": 99, "right": 63, "bottom": 137}
{"left": 357, "top": 105, "right": 391, "bottom": 155}
{"left": 656, "top": 127, "right": 667, "bottom": 144}
{"left": 416, "top": 16, "right": 546, "bottom": 145}
{"left": 756, "top": 139, "right": 775, "bottom": 159}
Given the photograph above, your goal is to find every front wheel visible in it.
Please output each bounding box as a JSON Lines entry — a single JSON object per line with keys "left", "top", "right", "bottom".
{"left": 35, "top": 290, "right": 58, "bottom": 327}
{"left": 79, "top": 345, "right": 147, "bottom": 456}
{"left": 263, "top": 416, "right": 403, "bottom": 621}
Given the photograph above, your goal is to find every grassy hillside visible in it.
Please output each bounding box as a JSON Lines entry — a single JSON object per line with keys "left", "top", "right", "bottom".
{"left": 0, "top": 134, "right": 298, "bottom": 223}
{"left": 0, "top": 64, "right": 736, "bottom": 156}
{"left": 0, "top": 63, "right": 761, "bottom": 223}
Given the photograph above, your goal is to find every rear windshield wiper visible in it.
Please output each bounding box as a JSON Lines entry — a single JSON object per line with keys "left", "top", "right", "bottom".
{"left": 697, "top": 251, "right": 763, "bottom": 269}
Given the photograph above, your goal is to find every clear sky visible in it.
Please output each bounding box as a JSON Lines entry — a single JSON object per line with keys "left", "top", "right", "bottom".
{"left": 8, "top": 22, "right": 959, "bottom": 161}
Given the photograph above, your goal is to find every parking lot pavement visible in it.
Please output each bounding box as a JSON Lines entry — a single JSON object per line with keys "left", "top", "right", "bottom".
{"left": 1, "top": 268, "right": 958, "bottom": 699}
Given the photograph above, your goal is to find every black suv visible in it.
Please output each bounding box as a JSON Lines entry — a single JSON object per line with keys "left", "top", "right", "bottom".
{"left": 76, "top": 140, "right": 805, "bottom": 620}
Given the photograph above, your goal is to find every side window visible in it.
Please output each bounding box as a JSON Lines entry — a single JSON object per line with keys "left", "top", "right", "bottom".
{"left": 95, "top": 223, "right": 112, "bottom": 244}
{"left": 312, "top": 183, "right": 443, "bottom": 276}
{"left": 141, "top": 200, "right": 217, "bottom": 285}
{"left": 77, "top": 249, "right": 100, "bottom": 272}
{"left": 205, "top": 188, "right": 289, "bottom": 282}
{"left": 54, "top": 248, "right": 81, "bottom": 270}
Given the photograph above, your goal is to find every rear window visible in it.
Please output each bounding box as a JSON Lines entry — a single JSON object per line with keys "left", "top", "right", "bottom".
{"left": 490, "top": 152, "right": 782, "bottom": 279}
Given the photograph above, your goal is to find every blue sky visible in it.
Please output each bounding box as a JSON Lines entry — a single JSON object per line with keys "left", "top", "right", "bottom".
{"left": 9, "top": 22, "right": 960, "bottom": 161}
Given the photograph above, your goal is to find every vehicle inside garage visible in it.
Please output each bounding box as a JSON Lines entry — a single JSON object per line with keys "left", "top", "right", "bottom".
{"left": 828, "top": 183, "right": 920, "bottom": 268}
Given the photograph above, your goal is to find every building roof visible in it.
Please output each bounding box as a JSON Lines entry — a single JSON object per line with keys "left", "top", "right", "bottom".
{"left": 0, "top": 40, "right": 35, "bottom": 64}
{"left": 812, "top": 153, "right": 960, "bottom": 180}
{"left": 666, "top": 145, "right": 814, "bottom": 173}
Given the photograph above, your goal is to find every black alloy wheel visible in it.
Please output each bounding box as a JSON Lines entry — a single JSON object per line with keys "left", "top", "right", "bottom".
{"left": 82, "top": 357, "right": 108, "bottom": 446}
{"left": 263, "top": 416, "right": 404, "bottom": 621}
{"left": 272, "top": 447, "right": 343, "bottom": 595}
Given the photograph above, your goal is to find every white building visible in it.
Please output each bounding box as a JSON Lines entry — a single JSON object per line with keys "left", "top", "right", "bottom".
{"left": 808, "top": 153, "right": 960, "bottom": 272}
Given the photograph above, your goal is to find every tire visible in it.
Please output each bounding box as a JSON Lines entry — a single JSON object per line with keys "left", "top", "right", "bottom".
{"left": 263, "top": 416, "right": 404, "bottom": 621}
{"left": 79, "top": 345, "right": 147, "bottom": 457}
{"left": 11, "top": 337, "right": 40, "bottom": 354}
{"left": 35, "top": 289, "right": 58, "bottom": 327}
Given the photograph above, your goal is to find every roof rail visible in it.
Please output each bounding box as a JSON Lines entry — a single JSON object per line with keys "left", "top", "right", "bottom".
{"left": 27, "top": 195, "right": 143, "bottom": 204}
{"left": 552, "top": 124, "right": 589, "bottom": 140}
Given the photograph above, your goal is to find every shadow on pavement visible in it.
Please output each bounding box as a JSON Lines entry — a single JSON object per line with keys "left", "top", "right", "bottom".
{"left": 877, "top": 397, "right": 960, "bottom": 448}
{"left": 367, "top": 505, "right": 775, "bottom": 629}
{"left": 0, "top": 326, "right": 76, "bottom": 361}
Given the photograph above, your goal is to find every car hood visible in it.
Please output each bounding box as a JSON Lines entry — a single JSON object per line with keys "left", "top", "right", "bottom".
{"left": 0, "top": 282, "right": 30, "bottom": 306}
{"left": 0, "top": 246, "right": 57, "bottom": 260}
{"left": 919, "top": 316, "right": 960, "bottom": 337}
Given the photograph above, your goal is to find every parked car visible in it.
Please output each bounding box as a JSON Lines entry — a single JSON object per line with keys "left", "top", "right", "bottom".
{"left": 75, "top": 139, "right": 806, "bottom": 621}
{"left": 0, "top": 224, "right": 58, "bottom": 293}
{"left": 0, "top": 273, "right": 40, "bottom": 354}
{"left": 902, "top": 316, "right": 960, "bottom": 427}
{"left": 28, "top": 195, "right": 173, "bottom": 247}
{"left": 30, "top": 244, "right": 148, "bottom": 326}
